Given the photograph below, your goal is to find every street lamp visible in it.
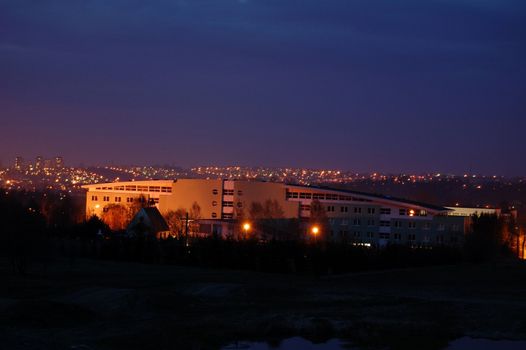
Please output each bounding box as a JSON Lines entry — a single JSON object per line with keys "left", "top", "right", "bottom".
{"left": 311, "top": 225, "right": 320, "bottom": 242}
{"left": 243, "top": 222, "right": 251, "bottom": 239}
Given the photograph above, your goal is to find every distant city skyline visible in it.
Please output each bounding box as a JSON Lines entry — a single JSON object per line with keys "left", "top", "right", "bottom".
{"left": 1, "top": 1, "right": 525, "bottom": 175}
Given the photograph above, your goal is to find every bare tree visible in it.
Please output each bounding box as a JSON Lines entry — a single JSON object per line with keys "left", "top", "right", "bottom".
{"left": 101, "top": 204, "right": 129, "bottom": 230}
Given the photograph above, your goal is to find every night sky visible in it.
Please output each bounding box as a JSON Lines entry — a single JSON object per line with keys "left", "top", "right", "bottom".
{"left": 1, "top": 0, "right": 525, "bottom": 175}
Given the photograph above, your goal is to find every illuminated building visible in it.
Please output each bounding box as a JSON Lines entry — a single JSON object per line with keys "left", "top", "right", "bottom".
{"left": 14, "top": 156, "right": 23, "bottom": 170}
{"left": 83, "top": 179, "right": 468, "bottom": 246}
{"left": 35, "top": 156, "right": 43, "bottom": 170}
{"left": 55, "top": 156, "right": 64, "bottom": 169}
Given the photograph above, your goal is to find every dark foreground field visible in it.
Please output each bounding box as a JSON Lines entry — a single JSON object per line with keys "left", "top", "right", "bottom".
{"left": 1, "top": 259, "right": 525, "bottom": 350}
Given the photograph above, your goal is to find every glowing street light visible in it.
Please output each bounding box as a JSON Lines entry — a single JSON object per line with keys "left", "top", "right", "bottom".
{"left": 242, "top": 222, "right": 251, "bottom": 239}
{"left": 311, "top": 225, "right": 320, "bottom": 242}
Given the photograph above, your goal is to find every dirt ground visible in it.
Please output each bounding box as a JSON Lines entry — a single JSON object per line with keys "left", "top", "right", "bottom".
{"left": 1, "top": 258, "right": 525, "bottom": 350}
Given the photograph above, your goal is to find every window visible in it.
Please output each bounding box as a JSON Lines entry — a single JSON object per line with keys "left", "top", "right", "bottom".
{"left": 419, "top": 210, "right": 427, "bottom": 217}
{"left": 222, "top": 213, "right": 233, "bottom": 219}
{"left": 103, "top": 207, "right": 109, "bottom": 213}
{"left": 437, "top": 224, "right": 445, "bottom": 231}
{"left": 379, "top": 233, "right": 390, "bottom": 239}
{"left": 353, "top": 219, "right": 361, "bottom": 226}
{"left": 399, "top": 209, "right": 406, "bottom": 216}
{"left": 300, "top": 204, "right": 311, "bottom": 211}
{"left": 91, "top": 195, "right": 98, "bottom": 201}
{"left": 237, "top": 202, "right": 243, "bottom": 208}
{"left": 161, "top": 187, "right": 172, "bottom": 193}
{"left": 103, "top": 196, "right": 109, "bottom": 202}
{"left": 151, "top": 198, "right": 159, "bottom": 204}
{"left": 340, "top": 206, "right": 348, "bottom": 213}
{"left": 327, "top": 205, "right": 335, "bottom": 212}
{"left": 408, "top": 234, "right": 416, "bottom": 241}
{"left": 367, "top": 232, "right": 374, "bottom": 238}
{"left": 353, "top": 231, "right": 361, "bottom": 238}
{"left": 223, "top": 189, "right": 234, "bottom": 196}
{"left": 211, "top": 212, "right": 217, "bottom": 218}
{"left": 379, "top": 220, "right": 391, "bottom": 227}
{"left": 148, "top": 186, "right": 160, "bottom": 192}
{"left": 137, "top": 186, "right": 148, "bottom": 192}
{"left": 423, "top": 222, "right": 431, "bottom": 230}
{"left": 354, "top": 207, "right": 362, "bottom": 214}
{"left": 212, "top": 201, "right": 218, "bottom": 206}
{"left": 367, "top": 219, "right": 375, "bottom": 226}
{"left": 222, "top": 201, "right": 234, "bottom": 207}
{"left": 380, "top": 208, "right": 391, "bottom": 215}
{"left": 115, "top": 197, "right": 121, "bottom": 202}
{"left": 126, "top": 197, "right": 133, "bottom": 203}
{"left": 212, "top": 189, "right": 218, "bottom": 195}
{"left": 408, "top": 222, "right": 417, "bottom": 229}
{"left": 237, "top": 190, "right": 243, "bottom": 196}
{"left": 300, "top": 192, "right": 312, "bottom": 199}
{"left": 341, "top": 220, "right": 348, "bottom": 226}
{"left": 125, "top": 185, "right": 136, "bottom": 191}
{"left": 394, "top": 221, "right": 402, "bottom": 228}
{"left": 367, "top": 208, "right": 376, "bottom": 214}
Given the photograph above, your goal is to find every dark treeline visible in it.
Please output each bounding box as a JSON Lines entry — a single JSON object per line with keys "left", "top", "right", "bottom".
{"left": 0, "top": 189, "right": 517, "bottom": 275}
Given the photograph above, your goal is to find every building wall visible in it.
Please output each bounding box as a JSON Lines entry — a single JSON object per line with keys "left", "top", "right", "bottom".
{"left": 232, "top": 181, "right": 299, "bottom": 219}
{"left": 159, "top": 179, "right": 223, "bottom": 219}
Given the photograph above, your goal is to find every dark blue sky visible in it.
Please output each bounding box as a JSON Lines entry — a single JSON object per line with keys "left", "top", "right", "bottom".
{"left": 1, "top": 0, "right": 525, "bottom": 175}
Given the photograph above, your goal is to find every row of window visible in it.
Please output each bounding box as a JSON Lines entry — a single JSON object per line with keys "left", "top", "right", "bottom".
{"left": 92, "top": 196, "right": 152, "bottom": 204}
{"left": 94, "top": 185, "right": 172, "bottom": 193}
{"left": 333, "top": 219, "right": 460, "bottom": 232}
{"left": 301, "top": 205, "right": 377, "bottom": 214}
{"left": 212, "top": 189, "right": 244, "bottom": 196}
{"left": 210, "top": 213, "right": 234, "bottom": 219}
{"left": 336, "top": 231, "right": 458, "bottom": 242}
{"left": 286, "top": 191, "right": 372, "bottom": 202}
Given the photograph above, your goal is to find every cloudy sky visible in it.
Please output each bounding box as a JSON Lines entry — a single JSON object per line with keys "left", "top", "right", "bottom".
{"left": 1, "top": 0, "right": 525, "bottom": 174}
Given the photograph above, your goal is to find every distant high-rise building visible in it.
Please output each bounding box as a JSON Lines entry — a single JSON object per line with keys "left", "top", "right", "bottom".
{"left": 55, "top": 156, "right": 64, "bottom": 169}
{"left": 35, "top": 156, "right": 43, "bottom": 170}
{"left": 43, "top": 159, "right": 53, "bottom": 169}
{"left": 14, "top": 156, "right": 23, "bottom": 170}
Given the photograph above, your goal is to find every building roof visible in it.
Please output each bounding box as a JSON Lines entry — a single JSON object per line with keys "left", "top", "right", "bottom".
{"left": 141, "top": 207, "right": 170, "bottom": 232}
{"left": 286, "top": 183, "right": 450, "bottom": 212}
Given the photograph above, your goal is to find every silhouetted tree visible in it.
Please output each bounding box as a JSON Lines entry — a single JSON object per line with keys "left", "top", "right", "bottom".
{"left": 101, "top": 204, "right": 129, "bottom": 230}
{"left": 465, "top": 213, "right": 509, "bottom": 261}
